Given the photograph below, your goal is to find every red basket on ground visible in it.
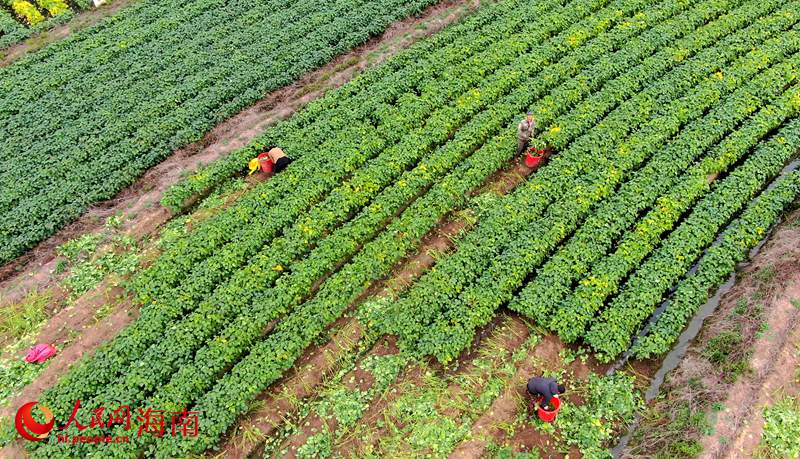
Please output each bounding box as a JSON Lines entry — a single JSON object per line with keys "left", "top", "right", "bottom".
{"left": 525, "top": 148, "right": 545, "bottom": 169}
{"left": 257, "top": 152, "right": 274, "bottom": 173}
{"left": 535, "top": 395, "right": 561, "bottom": 423}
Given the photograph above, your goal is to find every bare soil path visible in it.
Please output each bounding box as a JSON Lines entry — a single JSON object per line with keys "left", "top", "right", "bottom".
{"left": 448, "top": 334, "right": 606, "bottom": 459}
{"left": 725, "top": 317, "right": 800, "bottom": 458}
{"left": 701, "top": 280, "right": 800, "bottom": 458}
{"left": 697, "top": 212, "right": 800, "bottom": 459}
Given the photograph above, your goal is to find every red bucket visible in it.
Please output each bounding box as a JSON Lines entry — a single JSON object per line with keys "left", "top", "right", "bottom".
{"left": 258, "top": 152, "right": 274, "bottom": 173}
{"left": 536, "top": 395, "right": 561, "bottom": 423}
{"left": 525, "top": 148, "right": 544, "bottom": 169}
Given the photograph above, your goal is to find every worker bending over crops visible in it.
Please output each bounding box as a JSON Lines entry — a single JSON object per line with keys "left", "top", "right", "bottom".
{"left": 517, "top": 111, "right": 536, "bottom": 156}
{"left": 248, "top": 146, "right": 292, "bottom": 175}
{"left": 267, "top": 146, "right": 291, "bottom": 173}
{"left": 527, "top": 376, "right": 566, "bottom": 411}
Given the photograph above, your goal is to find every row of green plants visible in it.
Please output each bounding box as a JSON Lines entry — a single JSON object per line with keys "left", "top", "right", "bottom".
{"left": 0, "top": 0, "right": 357, "bottom": 154}
{"left": 518, "top": 66, "right": 800, "bottom": 340}
{"left": 380, "top": 0, "right": 738, "bottom": 346}
{"left": 64, "top": 54, "right": 564, "bottom": 432}
{"left": 414, "top": 27, "right": 800, "bottom": 363}
{"left": 158, "top": 0, "right": 555, "bottom": 212}
{"left": 583, "top": 116, "right": 800, "bottom": 361}
{"left": 137, "top": 0, "right": 598, "bottom": 312}
{"left": 131, "top": 0, "right": 584, "bottom": 304}
{"left": 0, "top": 0, "right": 441, "bottom": 264}
{"left": 2, "top": 0, "right": 272, "bottom": 161}
{"left": 2, "top": 0, "right": 392, "bottom": 188}
{"left": 3, "top": 0, "right": 234, "bottom": 97}
{"left": 381, "top": 0, "right": 786, "bottom": 361}
{"left": 51, "top": 0, "right": 625, "bottom": 418}
{"left": 36, "top": 0, "right": 584, "bottom": 423}
{"left": 160, "top": 138, "right": 526, "bottom": 456}
{"left": 551, "top": 83, "right": 800, "bottom": 342}
{"left": 0, "top": 8, "right": 23, "bottom": 38}
{"left": 631, "top": 169, "right": 800, "bottom": 359}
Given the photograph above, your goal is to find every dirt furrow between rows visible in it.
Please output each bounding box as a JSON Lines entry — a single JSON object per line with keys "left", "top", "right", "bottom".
{"left": 328, "top": 315, "right": 531, "bottom": 458}
{"left": 449, "top": 334, "right": 562, "bottom": 459}
{"left": 220, "top": 157, "right": 534, "bottom": 457}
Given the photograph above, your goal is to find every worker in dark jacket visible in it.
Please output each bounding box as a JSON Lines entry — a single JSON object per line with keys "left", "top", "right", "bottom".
{"left": 517, "top": 111, "right": 536, "bottom": 156}
{"left": 527, "top": 376, "right": 566, "bottom": 410}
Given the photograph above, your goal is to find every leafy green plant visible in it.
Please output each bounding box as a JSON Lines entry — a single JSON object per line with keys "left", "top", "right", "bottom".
{"left": 703, "top": 331, "right": 743, "bottom": 365}
{"left": 54, "top": 225, "right": 141, "bottom": 300}
{"left": 296, "top": 431, "right": 332, "bottom": 459}
{"left": 547, "top": 374, "right": 642, "bottom": 458}
{"left": 396, "top": 0, "right": 800, "bottom": 362}
{"left": 759, "top": 396, "right": 800, "bottom": 458}
{"left": 517, "top": 69, "right": 800, "bottom": 334}
{"left": 0, "top": 357, "right": 50, "bottom": 405}
{"left": 56, "top": 233, "right": 102, "bottom": 262}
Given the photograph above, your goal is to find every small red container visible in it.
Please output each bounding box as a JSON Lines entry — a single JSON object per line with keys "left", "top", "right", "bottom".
{"left": 258, "top": 152, "right": 274, "bottom": 173}
{"left": 525, "top": 148, "right": 545, "bottom": 169}
{"left": 536, "top": 395, "right": 561, "bottom": 423}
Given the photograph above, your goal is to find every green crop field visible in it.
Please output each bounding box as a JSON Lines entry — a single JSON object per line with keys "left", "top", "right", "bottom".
{"left": 2, "top": 0, "right": 799, "bottom": 457}
{"left": 0, "top": 0, "right": 439, "bottom": 265}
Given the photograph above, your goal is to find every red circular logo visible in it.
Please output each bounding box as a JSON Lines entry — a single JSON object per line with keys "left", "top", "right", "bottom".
{"left": 15, "top": 401, "right": 55, "bottom": 442}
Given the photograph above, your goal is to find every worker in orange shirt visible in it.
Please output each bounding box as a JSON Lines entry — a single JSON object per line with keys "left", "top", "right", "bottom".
{"left": 266, "top": 146, "right": 291, "bottom": 173}
{"left": 249, "top": 146, "right": 292, "bottom": 175}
